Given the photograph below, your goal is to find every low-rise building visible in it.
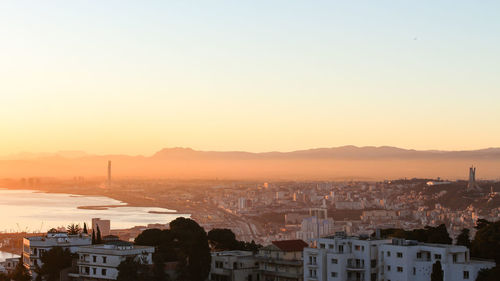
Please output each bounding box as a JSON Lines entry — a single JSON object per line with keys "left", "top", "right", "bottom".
{"left": 304, "top": 232, "right": 389, "bottom": 281}
{"left": 303, "top": 233, "right": 495, "bottom": 281}
{"left": 70, "top": 240, "right": 154, "bottom": 280}
{"left": 257, "top": 239, "right": 308, "bottom": 281}
{"left": 379, "top": 238, "right": 495, "bottom": 281}
{"left": 209, "top": 250, "right": 259, "bottom": 281}
{"left": 23, "top": 231, "right": 92, "bottom": 279}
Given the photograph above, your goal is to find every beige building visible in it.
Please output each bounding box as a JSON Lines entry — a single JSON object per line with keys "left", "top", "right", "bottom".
{"left": 257, "top": 240, "right": 308, "bottom": 281}
{"left": 92, "top": 218, "right": 111, "bottom": 236}
{"left": 209, "top": 250, "right": 259, "bottom": 281}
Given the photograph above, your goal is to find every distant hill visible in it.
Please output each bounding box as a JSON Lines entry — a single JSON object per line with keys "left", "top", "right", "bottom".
{"left": 1, "top": 146, "right": 500, "bottom": 180}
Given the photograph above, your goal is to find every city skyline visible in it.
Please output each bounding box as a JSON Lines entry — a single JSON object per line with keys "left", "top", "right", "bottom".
{"left": 1, "top": 1, "right": 500, "bottom": 156}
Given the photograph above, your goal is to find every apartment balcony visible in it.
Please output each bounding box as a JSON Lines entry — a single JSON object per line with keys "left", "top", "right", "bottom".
{"left": 347, "top": 262, "right": 365, "bottom": 271}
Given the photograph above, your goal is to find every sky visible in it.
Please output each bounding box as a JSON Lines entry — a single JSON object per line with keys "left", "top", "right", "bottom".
{"left": 1, "top": 0, "right": 499, "bottom": 156}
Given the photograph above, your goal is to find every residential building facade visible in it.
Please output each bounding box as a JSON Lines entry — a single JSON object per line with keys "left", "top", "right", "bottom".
{"left": 70, "top": 240, "right": 154, "bottom": 280}
{"left": 257, "top": 240, "right": 308, "bottom": 281}
{"left": 23, "top": 232, "right": 92, "bottom": 279}
{"left": 209, "top": 250, "right": 260, "bottom": 281}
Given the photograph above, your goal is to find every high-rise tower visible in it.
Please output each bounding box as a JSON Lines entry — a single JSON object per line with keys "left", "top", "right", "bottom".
{"left": 467, "top": 165, "right": 480, "bottom": 191}
{"left": 107, "top": 160, "right": 112, "bottom": 188}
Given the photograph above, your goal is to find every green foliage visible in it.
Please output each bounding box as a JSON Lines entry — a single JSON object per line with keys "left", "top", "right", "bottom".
{"left": 83, "top": 222, "right": 88, "bottom": 234}
{"left": 36, "top": 247, "right": 73, "bottom": 281}
{"left": 135, "top": 217, "right": 211, "bottom": 281}
{"left": 475, "top": 266, "right": 500, "bottom": 281}
{"left": 66, "top": 223, "right": 81, "bottom": 235}
{"left": 207, "top": 228, "right": 261, "bottom": 252}
{"left": 169, "top": 218, "right": 211, "bottom": 281}
{"left": 116, "top": 256, "right": 153, "bottom": 281}
{"left": 376, "top": 224, "right": 452, "bottom": 244}
{"left": 456, "top": 228, "right": 471, "bottom": 248}
{"left": 431, "top": 260, "right": 444, "bottom": 281}
{"left": 0, "top": 273, "right": 9, "bottom": 281}
{"left": 471, "top": 220, "right": 500, "bottom": 263}
{"left": 10, "top": 258, "right": 31, "bottom": 281}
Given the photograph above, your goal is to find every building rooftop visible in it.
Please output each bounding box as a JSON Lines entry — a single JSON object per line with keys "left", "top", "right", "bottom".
{"left": 271, "top": 240, "right": 308, "bottom": 252}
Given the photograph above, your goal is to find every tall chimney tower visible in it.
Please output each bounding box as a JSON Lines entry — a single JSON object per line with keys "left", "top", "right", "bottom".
{"left": 107, "top": 160, "right": 112, "bottom": 188}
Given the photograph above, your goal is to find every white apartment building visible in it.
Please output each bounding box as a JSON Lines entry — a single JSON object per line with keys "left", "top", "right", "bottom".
{"left": 209, "top": 250, "right": 259, "bottom": 281}
{"left": 297, "top": 217, "right": 336, "bottom": 243}
{"left": 70, "top": 240, "right": 154, "bottom": 280}
{"left": 303, "top": 233, "right": 495, "bottom": 281}
{"left": 23, "top": 232, "right": 92, "bottom": 279}
{"left": 379, "top": 238, "right": 495, "bottom": 281}
{"left": 304, "top": 233, "right": 390, "bottom": 281}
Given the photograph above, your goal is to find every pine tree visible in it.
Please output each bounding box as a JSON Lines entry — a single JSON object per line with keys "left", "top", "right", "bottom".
{"left": 456, "top": 228, "right": 471, "bottom": 248}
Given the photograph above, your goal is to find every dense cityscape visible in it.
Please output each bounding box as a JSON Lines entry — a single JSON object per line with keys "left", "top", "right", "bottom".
{"left": 0, "top": 164, "right": 498, "bottom": 281}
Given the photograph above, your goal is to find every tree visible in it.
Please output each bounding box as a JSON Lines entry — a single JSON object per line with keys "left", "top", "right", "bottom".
{"left": 431, "top": 260, "right": 444, "bottom": 281}
{"left": 83, "top": 222, "right": 88, "bottom": 234}
{"left": 36, "top": 247, "right": 73, "bottom": 281}
{"left": 476, "top": 267, "right": 500, "bottom": 281}
{"left": 92, "top": 229, "right": 96, "bottom": 244}
{"left": 0, "top": 273, "right": 9, "bottom": 281}
{"left": 374, "top": 224, "right": 452, "bottom": 244}
{"left": 208, "top": 228, "right": 239, "bottom": 250}
{"left": 169, "top": 217, "right": 211, "bottom": 281}
{"left": 67, "top": 223, "right": 81, "bottom": 235}
{"left": 208, "top": 229, "right": 262, "bottom": 252}
{"left": 456, "top": 228, "right": 471, "bottom": 248}
{"left": 471, "top": 219, "right": 500, "bottom": 263}
{"left": 116, "top": 256, "right": 152, "bottom": 281}
{"left": 10, "top": 258, "right": 31, "bottom": 281}
{"left": 135, "top": 218, "right": 211, "bottom": 281}
{"left": 96, "top": 225, "right": 102, "bottom": 244}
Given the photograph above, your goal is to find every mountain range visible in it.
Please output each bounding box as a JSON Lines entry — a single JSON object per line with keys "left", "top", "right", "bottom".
{"left": 1, "top": 146, "right": 500, "bottom": 180}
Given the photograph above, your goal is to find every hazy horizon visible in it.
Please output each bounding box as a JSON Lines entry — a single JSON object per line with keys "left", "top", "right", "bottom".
{"left": 1, "top": 145, "right": 499, "bottom": 180}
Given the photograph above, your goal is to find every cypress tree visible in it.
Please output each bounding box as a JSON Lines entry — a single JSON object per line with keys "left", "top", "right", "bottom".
{"left": 83, "top": 222, "right": 88, "bottom": 234}
{"left": 96, "top": 225, "right": 102, "bottom": 244}
{"left": 431, "top": 260, "right": 444, "bottom": 281}
{"left": 92, "top": 229, "right": 96, "bottom": 244}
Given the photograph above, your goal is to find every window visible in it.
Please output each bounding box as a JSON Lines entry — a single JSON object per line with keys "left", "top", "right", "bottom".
{"left": 362, "top": 246, "right": 365, "bottom": 251}
{"left": 331, "top": 258, "right": 338, "bottom": 264}
{"left": 397, "top": 267, "right": 403, "bottom": 272}
{"left": 329, "top": 244, "right": 334, "bottom": 249}
{"left": 413, "top": 267, "right": 416, "bottom": 275}
{"left": 309, "top": 269, "right": 317, "bottom": 278}
{"left": 387, "top": 265, "right": 391, "bottom": 271}
{"left": 397, "top": 252, "right": 403, "bottom": 258}
{"left": 331, "top": 272, "right": 338, "bottom": 277}
{"left": 355, "top": 245, "right": 361, "bottom": 251}
{"left": 102, "top": 269, "right": 107, "bottom": 276}
{"left": 416, "top": 252, "right": 422, "bottom": 259}
{"left": 102, "top": 256, "right": 107, "bottom": 264}
{"left": 320, "top": 243, "right": 325, "bottom": 249}
{"left": 435, "top": 254, "right": 442, "bottom": 260}
{"left": 93, "top": 256, "right": 96, "bottom": 262}
{"left": 464, "top": 271, "right": 469, "bottom": 279}
{"left": 92, "top": 268, "right": 96, "bottom": 275}
{"left": 387, "top": 251, "right": 391, "bottom": 257}
{"left": 339, "top": 245, "right": 344, "bottom": 253}
{"left": 371, "top": 259, "right": 377, "bottom": 268}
